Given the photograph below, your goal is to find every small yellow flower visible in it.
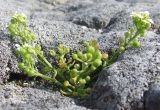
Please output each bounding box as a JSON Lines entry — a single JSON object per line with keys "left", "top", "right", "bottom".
{"left": 102, "top": 53, "right": 109, "bottom": 60}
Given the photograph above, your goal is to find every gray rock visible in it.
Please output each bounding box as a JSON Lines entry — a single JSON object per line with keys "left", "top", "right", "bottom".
{"left": 116, "top": 0, "right": 159, "bottom": 3}
{"left": 56, "top": 0, "right": 95, "bottom": 13}
{"left": 89, "top": 31, "right": 160, "bottom": 110}
{"left": 0, "top": 83, "right": 90, "bottom": 110}
{"left": 39, "top": 0, "right": 68, "bottom": 5}
{"left": 0, "top": 32, "right": 11, "bottom": 84}
{"left": 70, "top": 1, "right": 129, "bottom": 29}
{"left": 104, "top": 3, "right": 160, "bottom": 32}
{"left": 30, "top": 10, "right": 67, "bottom": 21}
{"left": 144, "top": 82, "right": 160, "bottom": 110}
{"left": 1, "top": 0, "right": 160, "bottom": 110}
{"left": 29, "top": 19, "right": 101, "bottom": 51}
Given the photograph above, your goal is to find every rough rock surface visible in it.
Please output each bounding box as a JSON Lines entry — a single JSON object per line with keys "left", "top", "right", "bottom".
{"left": 0, "top": 0, "right": 160, "bottom": 110}
{"left": 0, "top": 82, "right": 89, "bottom": 110}
{"left": 70, "top": 1, "right": 128, "bottom": 29}
{"left": 144, "top": 82, "right": 160, "bottom": 110}
{"left": 90, "top": 31, "right": 160, "bottom": 110}
{"left": 0, "top": 32, "right": 11, "bottom": 84}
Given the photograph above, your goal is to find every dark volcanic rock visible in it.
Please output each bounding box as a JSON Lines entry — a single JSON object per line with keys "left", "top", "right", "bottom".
{"left": 0, "top": 32, "right": 11, "bottom": 84}
{"left": 71, "top": 1, "right": 128, "bottom": 29}
{"left": 39, "top": 0, "right": 68, "bottom": 5}
{"left": 29, "top": 20, "right": 101, "bottom": 51}
{"left": 0, "top": 83, "right": 90, "bottom": 110}
{"left": 144, "top": 82, "right": 160, "bottom": 110}
{"left": 89, "top": 31, "right": 160, "bottom": 110}
{"left": 0, "top": 0, "right": 160, "bottom": 110}
{"left": 103, "top": 3, "right": 160, "bottom": 33}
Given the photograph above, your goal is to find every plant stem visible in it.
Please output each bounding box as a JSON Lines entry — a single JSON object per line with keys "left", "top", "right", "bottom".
{"left": 106, "top": 51, "right": 120, "bottom": 66}
{"left": 37, "top": 73, "right": 63, "bottom": 87}
{"left": 35, "top": 50, "right": 52, "bottom": 68}
{"left": 106, "top": 31, "right": 139, "bottom": 67}
{"left": 124, "top": 31, "right": 139, "bottom": 47}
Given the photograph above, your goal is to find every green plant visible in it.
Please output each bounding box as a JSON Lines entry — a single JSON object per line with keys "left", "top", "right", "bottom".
{"left": 103, "top": 11, "right": 153, "bottom": 66}
{"left": 9, "top": 11, "right": 153, "bottom": 97}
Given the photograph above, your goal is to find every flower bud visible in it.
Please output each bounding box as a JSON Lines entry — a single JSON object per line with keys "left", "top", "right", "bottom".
{"left": 64, "top": 47, "right": 70, "bottom": 54}
{"left": 87, "top": 53, "right": 93, "bottom": 60}
{"left": 83, "top": 54, "right": 88, "bottom": 61}
{"left": 95, "top": 50, "right": 102, "bottom": 59}
{"left": 79, "top": 78, "right": 86, "bottom": 85}
{"left": 58, "top": 48, "right": 64, "bottom": 55}
{"left": 77, "top": 51, "right": 83, "bottom": 58}
{"left": 102, "top": 53, "right": 108, "bottom": 60}
{"left": 20, "top": 31, "right": 25, "bottom": 38}
{"left": 9, "top": 24, "right": 17, "bottom": 36}
{"left": 50, "top": 50, "right": 56, "bottom": 56}
{"left": 24, "top": 29, "right": 29, "bottom": 36}
{"left": 85, "top": 76, "right": 91, "bottom": 81}
{"left": 139, "top": 30, "right": 146, "bottom": 37}
{"left": 87, "top": 46, "right": 95, "bottom": 54}
{"left": 24, "top": 54, "right": 30, "bottom": 60}
{"left": 58, "top": 44, "right": 64, "bottom": 54}
{"left": 91, "top": 65, "right": 96, "bottom": 71}
{"left": 18, "top": 63, "right": 25, "bottom": 69}
{"left": 35, "top": 45, "right": 41, "bottom": 51}
{"left": 24, "top": 67, "right": 29, "bottom": 73}
{"left": 125, "top": 32, "right": 130, "bottom": 38}
{"left": 24, "top": 68, "right": 35, "bottom": 77}
{"left": 28, "top": 70, "right": 35, "bottom": 77}
{"left": 72, "top": 54, "right": 78, "bottom": 60}
{"left": 71, "top": 76, "right": 77, "bottom": 83}
{"left": 58, "top": 61, "right": 65, "bottom": 69}
{"left": 119, "top": 46, "right": 125, "bottom": 52}
{"left": 71, "top": 69, "right": 78, "bottom": 77}
{"left": 132, "top": 41, "right": 141, "bottom": 48}
{"left": 28, "top": 48, "right": 35, "bottom": 54}
{"left": 63, "top": 81, "right": 70, "bottom": 87}
{"left": 93, "top": 59, "right": 102, "bottom": 67}
{"left": 146, "top": 22, "right": 151, "bottom": 30}
{"left": 20, "top": 48, "right": 27, "bottom": 54}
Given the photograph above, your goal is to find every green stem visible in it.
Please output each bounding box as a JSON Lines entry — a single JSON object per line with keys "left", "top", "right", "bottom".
{"left": 52, "top": 68, "right": 57, "bottom": 79}
{"left": 124, "top": 31, "right": 139, "bottom": 47}
{"left": 106, "top": 31, "right": 140, "bottom": 67}
{"left": 106, "top": 51, "right": 120, "bottom": 66}
{"left": 77, "top": 66, "right": 91, "bottom": 82}
{"left": 35, "top": 50, "right": 52, "bottom": 68}
{"left": 37, "top": 58, "right": 47, "bottom": 66}
{"left": 37, "top": 72, "right": 63, "bottom": 87}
